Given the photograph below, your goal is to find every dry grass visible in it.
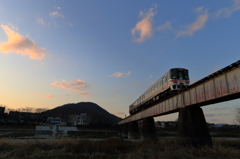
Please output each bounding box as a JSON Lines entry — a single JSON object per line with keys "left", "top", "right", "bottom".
{"left": 0, "top": 138, "right": 239, "bottom": 159}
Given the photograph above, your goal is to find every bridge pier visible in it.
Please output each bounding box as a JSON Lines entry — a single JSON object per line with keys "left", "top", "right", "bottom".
{"left": 177, "top": 106, "right": 212, "bottom": 147}
{"left": 128, "top": 121, "right": 139, "bottom": 139}
{"left": 118, "top": 125, "right": 122, "bottom": 137}
{"left": 141, "top": 117, "right": 157, "bottom": 140}
{"left": 122, "top": 123, "right": 128, "bottom": 139}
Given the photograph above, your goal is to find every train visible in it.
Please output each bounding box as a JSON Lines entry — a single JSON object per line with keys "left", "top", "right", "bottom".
{"left": 129, "top": 68, "right": 190, "bottom": 115}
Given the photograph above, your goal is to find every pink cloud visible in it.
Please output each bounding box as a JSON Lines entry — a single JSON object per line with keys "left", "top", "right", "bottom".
{"left": 0, "top": 25, "right": 46, "bottom": 60}
{"left": 109, "top": 72, "right": 124, "bottom": 78}
{"left": 33, "top": 94, "right": 54, "bottom": 99}
{"left": 109, "top": 71, "right": 131, "bottom": 78}
{"left": 49, "top": 11, "right": 64, "bottom": 18}
{"left": 214, "top": 0, "right": 240, "bottom": 18}
{"left": 176, "top": 7, "right": 208, "bottom": 37}
{"left": 132, "top": 7, "right": 156, "bottom": 43}
{"left": 77, "top": 92, "right": 90, "bottom": 99}
{"left": 51, "top": 79, "right": 90, "bottom": 91}
{"left": 44, "top": 94, "right": 54, "bottom": 99}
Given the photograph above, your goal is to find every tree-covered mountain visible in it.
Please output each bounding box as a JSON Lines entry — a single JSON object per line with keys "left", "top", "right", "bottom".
{"left": 43, "top": 102, "right": 122, "bottom": 126}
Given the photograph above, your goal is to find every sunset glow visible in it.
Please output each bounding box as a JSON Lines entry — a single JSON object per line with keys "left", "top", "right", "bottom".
{"left": 0, "top": 1, "right": 239, "bottom": 124}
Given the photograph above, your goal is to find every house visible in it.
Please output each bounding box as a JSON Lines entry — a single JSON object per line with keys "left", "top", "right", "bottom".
{"left": 0, "top": 107, "right": 5, "bottom": 114}
{"left": 68, "top": 113, "right": 91, "bottom": 125}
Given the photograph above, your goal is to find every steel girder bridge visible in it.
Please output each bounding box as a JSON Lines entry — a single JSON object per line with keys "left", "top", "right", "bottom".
{"left": 118, "top": 60, "right": 240, "bottom": 147}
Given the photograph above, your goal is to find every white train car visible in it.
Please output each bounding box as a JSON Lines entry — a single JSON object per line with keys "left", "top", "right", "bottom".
{"left": 129, "top": 68, "right": 190, "bottom": 115}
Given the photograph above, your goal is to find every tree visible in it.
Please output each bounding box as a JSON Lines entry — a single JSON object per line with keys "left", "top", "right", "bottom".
{"left": 21, "top": 107, "right": 34, "bottom": 113}
{"left": 234, "top": 106, "right": 240, "bottom": 124}
{"left": 35, "top": 108, "right": 48, "bottom": 113}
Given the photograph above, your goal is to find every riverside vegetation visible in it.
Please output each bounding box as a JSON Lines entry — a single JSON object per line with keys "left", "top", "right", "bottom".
{"left": 0, "top": 138, "right": 240, "bottom": 159}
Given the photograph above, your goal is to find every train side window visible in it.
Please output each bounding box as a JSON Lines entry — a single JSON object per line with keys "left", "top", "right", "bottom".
{"left": 162, "top": 76, "right": 166, "bottom": 84}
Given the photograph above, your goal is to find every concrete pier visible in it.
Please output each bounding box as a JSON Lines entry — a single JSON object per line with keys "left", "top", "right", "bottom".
{"left": 122, "top": 123, "right": 128, "bottom": 139}
{"left": 118, "top": 125, "right": 122, "bottom": 137}
{"left": 177, "top": 106, "right": 212, "bottom": 147}
{"left": 128, "top": 121, "right": 139, "bottom": 139}
{"left": 141, "top": 117, "right": 157, "bottom": 140}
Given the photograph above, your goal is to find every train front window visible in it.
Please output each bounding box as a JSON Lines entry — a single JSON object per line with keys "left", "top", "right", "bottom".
{"left": 183, "top": 70, "right": 189, "bottom": 80}
{"left": 178, "top": 72, "right": 183, "bottom": 79}
{"left": 170, "top": 69, "right": 189, "bottom": 80}
{"left": 170, "top": 69, "right": 178, "bottom": 79}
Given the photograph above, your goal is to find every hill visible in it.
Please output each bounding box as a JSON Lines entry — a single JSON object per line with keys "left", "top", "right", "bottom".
{"left": 43, "top": 102, "right": 122, "bottom": 126}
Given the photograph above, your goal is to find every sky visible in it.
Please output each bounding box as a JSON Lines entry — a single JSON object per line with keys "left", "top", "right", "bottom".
{"left": 0, "top": 0, "right": 240, "bottom": 124}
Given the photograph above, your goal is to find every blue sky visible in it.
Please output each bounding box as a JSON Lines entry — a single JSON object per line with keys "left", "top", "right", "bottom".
{"left": 0, "top": 0, "right": 239, "bottom": 124}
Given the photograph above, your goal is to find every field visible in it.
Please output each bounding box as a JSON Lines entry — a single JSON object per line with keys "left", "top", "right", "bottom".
{"left": 0, "top": 126, "right": 240, "bottom": 158}
{"left": 0, "top": 138, "right": 240, "bottom": 159}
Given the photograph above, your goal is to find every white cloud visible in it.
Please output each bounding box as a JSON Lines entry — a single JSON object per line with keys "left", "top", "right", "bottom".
{"left": 157, "top": 21, "right": 172, "bottom": 31}
{"left": 131, "top": 7, "right": 156, "bottom": 43}
{"left": 176, "top": 7, "right": 208, "bottom": 37}
{"left": 132, "top": 82, "right": 139, "bottom": 87}
{"left": 125, "top": 71, "right": 131, "bottom": 76}
{"left": 37, "top": 18, "right": 45, "bottom": 25}
{"left": 49, "top": 11, "right": 64, "bottom": 18}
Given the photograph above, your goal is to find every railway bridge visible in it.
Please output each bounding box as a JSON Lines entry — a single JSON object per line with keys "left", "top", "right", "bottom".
{"left": 118, "top": 60, "right": 240, "bottom": 147}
